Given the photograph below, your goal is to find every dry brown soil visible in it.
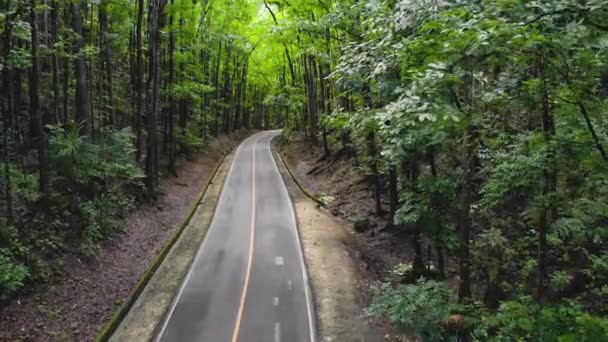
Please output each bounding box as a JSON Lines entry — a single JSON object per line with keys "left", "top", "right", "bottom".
{"left": 282, "top": 142, "right": 415, "bottom": 284}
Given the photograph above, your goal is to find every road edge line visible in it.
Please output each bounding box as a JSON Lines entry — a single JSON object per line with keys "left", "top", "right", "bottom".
{"left": 153, "top": 135, "right": 247, "bottom": 341}
{"left": 95, "top": 134, "right": 245, "bottom": 342}
{"left": 269, "top": 133, "right": 319, "bottom": 342}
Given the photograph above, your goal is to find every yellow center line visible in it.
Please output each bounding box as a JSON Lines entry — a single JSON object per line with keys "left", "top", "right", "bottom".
{"left": 231, "top": 136, "right": 260, "bottom": 342}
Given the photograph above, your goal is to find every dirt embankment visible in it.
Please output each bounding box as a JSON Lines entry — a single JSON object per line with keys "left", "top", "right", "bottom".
{"left": 0, "top": 131, "right": 248, "bottom": 342}
{"left": 280, "top": 141, "right": 416, "bottom": 303}
{"left": 273, "top": 143, "right": 383, "bottom": 342}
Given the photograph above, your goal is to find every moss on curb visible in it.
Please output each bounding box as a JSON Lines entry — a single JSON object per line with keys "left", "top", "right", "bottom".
{"left": 275, "top": 141, "right": 327, "bottom": 208}
{"left": 95, "top": 148, "right": 233, "bottom": 342}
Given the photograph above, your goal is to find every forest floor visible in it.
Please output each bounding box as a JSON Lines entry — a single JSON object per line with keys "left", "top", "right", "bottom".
{"left": 282, "top": 141, "right": 415, "bottom": 278}
{"left": 0, "top": 131, "right": 249, "bottom": 342}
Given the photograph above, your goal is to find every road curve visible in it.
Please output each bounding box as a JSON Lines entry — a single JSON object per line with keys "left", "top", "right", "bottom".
{"left": 155, "top": 131, "right": 316, "bottom": 342}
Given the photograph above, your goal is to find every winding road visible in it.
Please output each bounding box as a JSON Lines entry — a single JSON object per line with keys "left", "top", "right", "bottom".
{"left": 156, "top": 131, "right": 317, "bottom": 342}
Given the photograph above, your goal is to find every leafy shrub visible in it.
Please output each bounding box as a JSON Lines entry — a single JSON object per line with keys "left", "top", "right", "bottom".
{"left": 0, "top": 165, "right": 40, "bottom": 202}
{"left": 0, "top": 250, "right": 29, "bottom": 301}
{"left": 0, "top": 222, "right": 30, "bottom": 301}
{"left": 323, "top": 110, "right": 352, "bottom": 148}
{"left": 80, "top": 191, "right": 134, "bottom": 255}
{"left": 48, "top": 126, "right": 143, "bottom": 255}
{"left": 49, "top": 126, "right": 144, "bottom": 190}
{"left": 177, "top": 127, "right": 205, "bottom": 158}
{"left": 369, "top": 279, "right": 459, "bottom": 340}
{"left": 472, "top": 298, "right": 608, "bottom": 342}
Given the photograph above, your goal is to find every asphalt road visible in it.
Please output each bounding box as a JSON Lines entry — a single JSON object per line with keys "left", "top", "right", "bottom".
{"left": 156, "top": 131, "right": 316, "bottom": 342}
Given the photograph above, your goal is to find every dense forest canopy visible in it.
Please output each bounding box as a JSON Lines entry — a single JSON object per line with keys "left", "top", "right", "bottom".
{"left": 2, "top": 0, "right": 608, "bottom": 339}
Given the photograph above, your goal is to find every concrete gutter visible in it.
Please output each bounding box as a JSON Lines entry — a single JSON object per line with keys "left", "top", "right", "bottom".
{"left": 274, "top": 139, "right": 327, "bottom": 208}
{"left": 96, "top": 147, "right": 238, "bottom": 342}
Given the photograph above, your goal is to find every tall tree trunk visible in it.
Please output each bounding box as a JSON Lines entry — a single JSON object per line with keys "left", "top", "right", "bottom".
{"left": 71, "top": 0, "right": 91, "bottom": 136}
{"left": 309, "top": 54, "right": 318, "bottom": 142}
{"left": 213, "top": 41, "right": 222, "bottom": 136}
{"left": 134, "top": 0, "right": 144, "bottom": 162}
{"left": 30, "top": 0, "right": 51, "bottom": 205}
{"left": 50, "top": 0, "right": 60, "bottom": 125}
{"left": 409, "top": 154, "right": 425, "bottom": 276}
{"left": 167, "top": 0, "right": 176, "bottom": 175}
{"left": 457, "top": 135, "right": 474, "bottom": 300}
{"left": 62, "top": 0, "right": 70, "bottom": 128}
{"left": 366, "top": 131, "right": 383, "bottom": 216}
{"left": 100, "top": 0, "right": 116, "bottom": 127}
{"left": 319, "top": 62, "right": 330, "bottom": 156}
{"left": 389, "top": 165, "right": 398, "bottom": 220}
{"left": 221, "top": 45, "right": 232, "bottom": 132}
{"left": 3, "top": 19, "right": 14, "bottom": 222}
{"left": 456, "top": 56, "right": 476, "bottom": 301}
{"left": 145, "top": 0, "right": 165, "bottom": 196}
{"left": 537, "top": 49, "right": 556, "bottom": 301}
{"left": 427, "top": 146, "right": 445, "bottom": 276}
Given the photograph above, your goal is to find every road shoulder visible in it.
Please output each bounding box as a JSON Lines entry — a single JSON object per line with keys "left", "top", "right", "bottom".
{"left": 109, "top": 148, "right": 237, "bottom": 342}
{"left": 272, "top": 141, "right": 383, "bottom": 342}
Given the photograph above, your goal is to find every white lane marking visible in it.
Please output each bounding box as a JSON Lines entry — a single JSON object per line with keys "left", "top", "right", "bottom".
{"left": 274, "top": 322, "right": 281, "bottom": 342}
{"left": 266, "top": 133, "right": 317, "bottom": 342}
{"left": 275, "top": 256, "right": 284, "bottom": 265}
{"left": 287, "top": 280, "right": 292, "bottom": 291}
{"left": 273, "top": 297, "right": 279, "bottom": 306}
{"left": 154, "top": 134, "right": 255, "bottom": 342}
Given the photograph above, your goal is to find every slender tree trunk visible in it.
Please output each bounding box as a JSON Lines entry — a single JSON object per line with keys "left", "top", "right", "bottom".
{"left": 62, "top": 1, "right": 70, "bottom": 127}
{"left": 457, "top": 57, "right": 476, "bottom": 301}
{"left": 213, "top": 41, "right": 222, "bottom": 136}
{"left": 3, "top": 21, "right": 14, "bottom": 222}
{"left": 30, "top": 0, "right": 51, "bottom": 205}
{"left": 145, "top": 0, "right": 165, "bottom": 196}
{"left": 134, "top": 0, "right": 144, "bottom": 162}
{"left": 309, "top": 55, "right": 318, "bottom": 142}
{"left": 100, "top": 0, "right": 116, "bottom": 127}
{"left": 366, "top": 131, "right": 383, "bottom": 216}
{"left": 537, "top": 49, "right": 556, "bottom": 301}
{"left": 389, "top": 165, "right": 398, "bottom": 220}
{"left": 409, "top": 154, "right": 425, "bottom": 276}
{"left": 71, "top": 0, "right": 91, "bottom": 136}
{"left": 167, "top": 0, "right": 176, "bottom": 175}
{"left": 577, "top": 101, "right": 607, "bottom": 161}
{"left": 221, "top": 45, "right": 232, "bottom": 132}
{"left": 427, "top": 146, "right": 445, "bottom": 276}
{"left": 50, "top": 0, "right": 60, "bottom": 125}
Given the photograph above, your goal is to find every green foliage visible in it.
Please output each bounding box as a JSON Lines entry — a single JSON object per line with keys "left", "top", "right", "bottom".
{"left": 479, "top": 141, "right": 547, "bottom": 209}
{"left": 0, "top": 165, "right": 40, "bottom": 202}
{"left": 310, "top": 0, "right": 608, "bottom": 338}
{"left": 0, "top": 250, "right": 29, "bottom": 301}
{"left": 473, "top": 298, "right": 608, "bottom": 342}
{"left": 48, "top": 127, "right": 143, "bottom": 252}
{"left": 176, "top": 128, "right": 205, "bottom": 157}
{"left": 49, "top": 126, "right": 144, "bottom": 189}
{"left": 471, "top": 228, "right": 516, "bottom": 282}
{"left": 80, "top": 191, "right": 134, "bottom": 255}
{"left": 369, "top": 279, "right": 459, "bottom": 340}
{"left": 370, "top": 282, "right": 608, "bottom": 341}
{"left": 0, "top": 221, "right": 29, "bottom": 301}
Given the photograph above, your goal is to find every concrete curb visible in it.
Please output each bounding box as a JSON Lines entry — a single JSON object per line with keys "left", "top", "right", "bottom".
{"left": 95, "top": 141, "right": 237, "bottom": 342}
{"left": 274, "top": 139, "right": 328, "bottom": 208}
